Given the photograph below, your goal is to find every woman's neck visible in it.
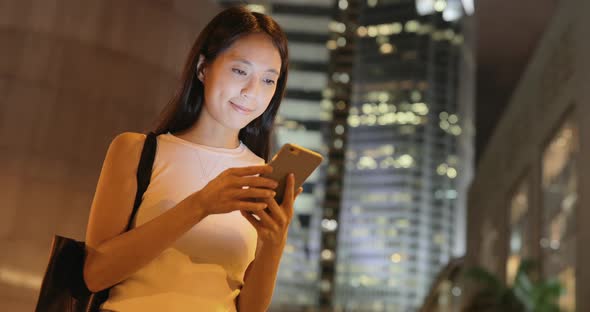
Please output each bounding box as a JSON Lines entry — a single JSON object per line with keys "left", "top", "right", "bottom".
{"left": 176, "top": 117, "right": 240, "bottom": 149}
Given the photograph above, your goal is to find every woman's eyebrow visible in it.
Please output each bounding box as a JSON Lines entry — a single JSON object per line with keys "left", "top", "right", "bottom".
{"left": 234, "top": 58, "right": 279, "bottom": 76}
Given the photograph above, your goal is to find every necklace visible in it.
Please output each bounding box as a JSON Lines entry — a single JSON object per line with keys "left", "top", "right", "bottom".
{"left": 194, "top": 148, "right": 223, "bottom": 181}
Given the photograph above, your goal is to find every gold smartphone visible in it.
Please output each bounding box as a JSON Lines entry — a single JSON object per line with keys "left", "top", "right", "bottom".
{"left": 262, "top": 143, "right": 323, "bottom": 203}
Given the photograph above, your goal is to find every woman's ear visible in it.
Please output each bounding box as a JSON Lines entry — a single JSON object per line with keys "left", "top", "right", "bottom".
{"left": 196, "top": 54, "right": 206, "bottom": 83}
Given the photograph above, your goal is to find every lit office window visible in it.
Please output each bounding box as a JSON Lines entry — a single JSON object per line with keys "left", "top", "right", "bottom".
{"left": 541, "top": 118, "right": 577, "bottom": 312}
{"left": 506, "top": 178, "right": 529, "bottom": 285}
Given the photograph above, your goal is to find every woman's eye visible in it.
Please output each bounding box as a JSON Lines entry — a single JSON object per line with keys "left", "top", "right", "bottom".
{"left": 263, "top": 79, "right": 276, "bottom": 86}
{"left": 232, "top": 68, "right": 247, "bottom": 75}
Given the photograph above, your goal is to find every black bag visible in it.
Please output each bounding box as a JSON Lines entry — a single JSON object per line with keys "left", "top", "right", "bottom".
{"left": 35, "top": 132, "right": 158, "bottom": 312}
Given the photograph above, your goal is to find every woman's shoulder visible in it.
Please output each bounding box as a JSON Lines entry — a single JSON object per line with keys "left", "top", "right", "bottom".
{"left": 104, "top": 132, "right": 147, "bottom": 167}
{"left": 111, "top": 131, "right": 146, "bottom": 144}
{"left": 109, "top": 131, "right": 146, "bottom": 151}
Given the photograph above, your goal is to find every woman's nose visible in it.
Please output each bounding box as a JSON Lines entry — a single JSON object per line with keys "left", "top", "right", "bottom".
{"left": 240, "top": 76, "right": 259, "bottom": 99}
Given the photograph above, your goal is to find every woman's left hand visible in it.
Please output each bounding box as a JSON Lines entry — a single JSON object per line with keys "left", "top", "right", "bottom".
{"left": 241, "top": 173, "right": 303, "bottom": 249}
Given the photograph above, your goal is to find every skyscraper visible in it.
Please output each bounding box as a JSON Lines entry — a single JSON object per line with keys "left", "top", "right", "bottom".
{"left": 328, "top": 0, "right": 473, "bottom": 310}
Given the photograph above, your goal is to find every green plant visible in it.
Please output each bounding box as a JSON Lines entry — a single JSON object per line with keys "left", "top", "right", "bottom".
{"left": 463, "top": 259, "right": 563, "bottom": 312}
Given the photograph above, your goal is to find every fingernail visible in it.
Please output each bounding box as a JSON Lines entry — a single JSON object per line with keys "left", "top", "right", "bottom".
{"left": 271, "top": 191, "right": 276, "bottom": 196}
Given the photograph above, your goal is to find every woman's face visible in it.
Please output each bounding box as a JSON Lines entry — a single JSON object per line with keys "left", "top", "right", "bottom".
{"left": 199, "top": 33, "right": 282, "bottom": 131}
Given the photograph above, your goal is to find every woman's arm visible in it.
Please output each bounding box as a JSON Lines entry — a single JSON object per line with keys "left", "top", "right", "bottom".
{"left": 237, "top": 242, "right": 285, "bottom": 312}
{"left": 237, "top": 174, "right": 303, "bottom": 311}
{"left": 84, "top": 132, "right": 277, "bottom": 292}
{"left": 83, "top": 132, "right": 206, "bottom": 292}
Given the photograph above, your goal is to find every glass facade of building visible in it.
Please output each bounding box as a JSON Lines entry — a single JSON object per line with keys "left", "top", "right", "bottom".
{"left": 332, "top": 1, "right": 470, "bottom": 310}
{"left": 506, "top": 178, "right": 530, "bottom": 285}
{"left": 541, "top": 118, "right": 577, "bottom": 312}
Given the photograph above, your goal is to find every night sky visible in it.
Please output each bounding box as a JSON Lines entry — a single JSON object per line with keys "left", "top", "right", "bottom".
{"left": 475, "top": 0, "right": 558, "bottom": 161}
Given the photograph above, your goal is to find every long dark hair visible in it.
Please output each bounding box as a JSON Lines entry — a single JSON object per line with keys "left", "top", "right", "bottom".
{"left": 154, "top": 6, "right": 289, "bottom": 161}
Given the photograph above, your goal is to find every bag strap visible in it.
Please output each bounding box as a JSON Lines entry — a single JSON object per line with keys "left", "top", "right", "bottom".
{"left": 125, "top": 132, "right": 157, "bottom": 231}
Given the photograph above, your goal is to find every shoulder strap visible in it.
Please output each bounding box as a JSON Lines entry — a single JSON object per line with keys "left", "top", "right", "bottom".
{"left": 126, "top": 132, "right": 157, "bottom": 231}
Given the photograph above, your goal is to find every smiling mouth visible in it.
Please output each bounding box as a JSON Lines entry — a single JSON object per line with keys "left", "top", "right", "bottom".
{"left": 230, "top": 101, "right": 255, "bottom": 114}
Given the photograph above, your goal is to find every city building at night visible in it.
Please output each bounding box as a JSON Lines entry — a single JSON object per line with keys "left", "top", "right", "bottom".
{"left": 467, "top": 0, "right": 589, "bottom": 311}
{"left": 328, "top": 0, "right": 474, "bottom": 310}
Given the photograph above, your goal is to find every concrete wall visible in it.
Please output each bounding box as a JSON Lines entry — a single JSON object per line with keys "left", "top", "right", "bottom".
{"left": 466, "top": 0, "right": 588, "bottom": 310}
{"left": 0, "top": 1, "right": 219, "bottom": 310}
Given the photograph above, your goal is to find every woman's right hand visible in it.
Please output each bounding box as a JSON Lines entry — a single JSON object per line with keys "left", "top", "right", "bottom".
{"left": 189, "top": 165, "right": 278, "bottom": 216}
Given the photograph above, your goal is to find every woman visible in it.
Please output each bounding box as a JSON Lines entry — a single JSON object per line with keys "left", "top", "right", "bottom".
{"left": 83, "top": 6, "right": 298, "bottom": 311}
